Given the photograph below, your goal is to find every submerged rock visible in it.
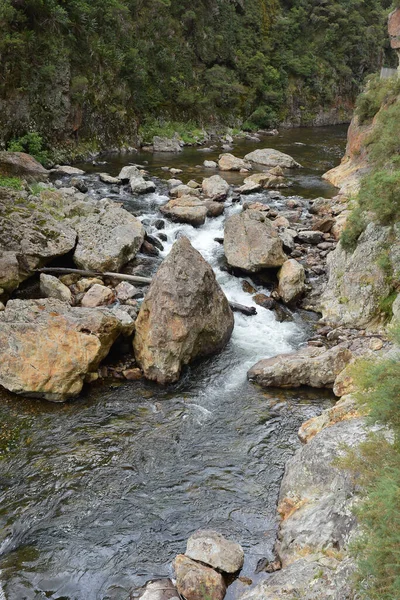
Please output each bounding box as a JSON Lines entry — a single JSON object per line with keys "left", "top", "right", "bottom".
{"left": 244, "top": 148, "right": 301, "bottom": 169}
{"left": 0, "top": 151, "right": 49, "bottom": 180}
{"left": 133, "top": 237, "right": 234, "bottom": 383}
{"left": 248, "top": 345, "right": 352, "bottom": 389}
{"left": 0, "top": 299, "right": 121, "bottom": 401}
{"left": 173, "top": 554, "right": 226, "bottom": 600}
{"left": 224, "top": 209, "right": 287, "bottom": 272}
{"left": 186, "top": 530, "right": 244, "bottom": 574}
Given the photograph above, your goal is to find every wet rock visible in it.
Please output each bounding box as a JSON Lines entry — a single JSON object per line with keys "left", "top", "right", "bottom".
{"left": 277, "top": 259, "right": 305, "bottom": 305}
{"left": 141, "top": 239, "right": 159, "bottom": 256}
{"left": 73, "top": 200, "right": 145, "bottom": 271}
{"left": 204, "top": 201, "right": 224, "bottom": 218}
{"left": 224, "top": 209, "right": 287, "bottom": 272}
{"left": 0, "top": 298, "right": 121, "bottom": 401}
{"left": 248, "top": 345, "right": 352, "bottom": 389}
{"left": 160, "top": 196, "right": 208, "bottom": 227}
{"left": 242, "top": 280, "right": 257, "bottom": 294}
{"left": 186, "top": 529, "right": 244, "bottom": 574}
{"left": 253, "top": 293, "right": 275, "bottom": 310}
{"left": 118, "top": 165, "right": 141, "bottom": 181}
{"left": 40, "top": 273, "right": 72, "bottom": 304}
{"left": 70, "top": 178, "right": 88, "bottom": 193}
{"left": 81, "top": 283, "right": 115, "bottom": 307}
{"left": 153, "top": 135, "right": 182, "bottom": 153}
{"left": 202, "top": 175, "right": 230, "bottom": 201}
{"left": 99, "top": 173, "right": 120, "bottom": 185}
{"left": 137, "top": 578, "right": 179, "bottom": 600}
{"left": 244, "top": 148, "right": 301, "bottom": 169}
{"left": 153, "top": 218, "right": 165, "bottom": 230}
{"left": 204, "top": 160, "right": 218, "bottom": 168}
{"left": 173, "top": 554, "right": 226, "bottom": 600}
{"left": 133, "top": 237, "right": 234, "bottom": 384}
{"left": 296, "top": 230, "right": 323, "bottom": 245}
{"left": 130, "top": 174, "right": 156, "bottom": 194}
{"left": 0, "top": 151, "right": 49, "bottom": 180}
{"left": 218, "top": 153, "right": 251, "bottom": 171}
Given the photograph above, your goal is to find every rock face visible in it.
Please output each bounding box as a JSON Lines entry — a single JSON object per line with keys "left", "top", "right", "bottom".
{"left": 218, "top": 153, "right": 251, "bottom": 171}
{"left": 73, "top": 200, "right": 145, "bottom": 271}
{"left": 277, "top": 259, "right": 305, "bottom": 305}
{"left": 153, "top": 135, "right": 182, "bottom": 152}
{"left": 224, "top": 209, "right": 287, "bottom": 272}
{"left": 248, "top": 345, "right": 352, "bottom": 389}
{"left": 133, "top": 237, "right": 234, "bottom": 384}
{"left": 173, "top": 555, "right": 226, "bottom": 600}
{"left": 202, "top": 175, "right": 230, "bottom": 201}
{"left": 0, "top": 299, "right": 121, "bottom": 401}
{"left": 244, "top": 148, "right": 301, "bottom": 169}
{"left": 321, "top": 223, "right": 400, "bottom": 329}
{"left": 0, "top": 188, "right": 77, "bottom": 293}
{"left": 0, "top": 151, "right": 49, "bottom": 180}
{"left": 160, "top": 197, "right": 208, "bottom": 227}
{"left": 186, "top": 530, "right": 244, "bottom": 574}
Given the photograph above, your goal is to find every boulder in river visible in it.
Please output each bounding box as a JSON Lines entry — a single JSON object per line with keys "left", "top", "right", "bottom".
{"left": 133, "top": 237, "right": 234, "bottom": 383}
{"left": 186, "top": 530, "right": 244, "bottom": 574}
{"left": 73, "top": 199, "right": 145, "bottom": 271}
{"left": 160, "top": 196, "right": 208, "bottom": 227}
{"left": 0, "top": 151, "right": 49, "bottom": 180}
{"left": 130, "top": 174, "right": 156, "bottom": 194}
{"left": 224, "top": 209, "right": 287, "bottom": 272}
{"left": 277, "top": 259, "right": 305, "bottom": 305}
{"left": 218, "top": 153, "right": 251, "bottom": 171}
{"left": 173, "top": 554, "right": 226, "bottom": 600}
{"left": 202, "top": 175, "right": 230, "bottom": 201}
{"left": 0, "top": 299, "right": 121, "bottom": 401}
{"left": 153, "top": 135, "right": 182, "bottom": 153}
{"left": 248, "top": 345, "right": 352, "bottom": 389}
{"left": 118, "top": 165, "right": 141, "bottom": 181}
{"left": 244, "top": 148, "right": 301, "bottom": 169}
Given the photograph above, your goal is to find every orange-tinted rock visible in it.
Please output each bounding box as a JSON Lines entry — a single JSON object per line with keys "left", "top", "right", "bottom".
{"left": 173, "top": 555, "right": 226, "bottom": 600}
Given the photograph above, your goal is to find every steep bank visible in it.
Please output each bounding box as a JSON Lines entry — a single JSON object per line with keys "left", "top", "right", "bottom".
{"left": 0, "top": 0, "right": 390, "bottom": 150}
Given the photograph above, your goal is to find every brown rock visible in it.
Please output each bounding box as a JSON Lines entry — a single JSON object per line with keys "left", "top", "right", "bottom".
{"left": 123, "top": 368, "right": 142, "bottom": 380}
{"left": 218, "top": 153, "right": 252, "bottom": 171}
{"left": 81, "top": 284, "right": 115, "bottom": 307}
{"left": 312, "top": 217, "right": 334, "bottom": 233}
{"left": 173, "top": 555, "right": 226, "bottom": 600}
{"left": 133, "top": 237, "right": 234, "bottom": 383}
{"left": 0, "top": 151, "right": 49, "bottom": 180}
{"left": 253, "top": 293, "right": 275, "bottom": 309}
{"left": 242, "top": 281, "right": 256, "bottom": 294}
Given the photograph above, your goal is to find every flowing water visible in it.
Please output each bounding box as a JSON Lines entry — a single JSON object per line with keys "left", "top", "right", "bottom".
{"left": 0, "top": 126, "right": 347, "bottom": 600}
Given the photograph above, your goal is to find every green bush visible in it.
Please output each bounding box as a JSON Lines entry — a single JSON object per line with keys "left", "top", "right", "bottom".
{"left": 358, "top": 169, "right": 400, "bottom": 225}
{"left": 7, "top": 132, "right": 49, "bottom": 166}
{"left": 356, "top": 74, "right": 400, "bottom": 125}
{"left": 0, "top": 176, "right": 23, "bottom": 190}
{"left": 340, "top": 205, "right": 367, "bottom": 251}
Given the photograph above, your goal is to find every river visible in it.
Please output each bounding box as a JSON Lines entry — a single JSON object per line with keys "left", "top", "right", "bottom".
{"left": 0, "top": 126, "right": 347, "bottom": 600}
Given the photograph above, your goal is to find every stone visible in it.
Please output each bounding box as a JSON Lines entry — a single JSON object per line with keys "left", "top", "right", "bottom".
{"left": 298, "top": 394, "right": 360, "bottom": 443}
{"left": 204, "top": 201, "right": 224, "bottom": 218}
{"left": 253, "top": 293, "right": 275, "bottom": 310}
{"left": 169, "top": 184, "right": 200, "bottom": 198}
{"left": 333, "top": 364, "right": 357, "bottom": 397}
{"left": 107, "top": 305, "right": 135, "bottom": 336}
{"left": 173, "top": 555, "right": 226, "bottom": 600}
{"left": 296, "top": 230, "right": 323, "bottom": 245}
{"left": 167, "top": 179, "right": 183, "bottom": 189}
{"left": 202, "top": 175, "right": 230, "bottom": 201}
{"left": 0, "top": 302, "right": 5, "bottom": 311}
{"left": 218, "top": 153, "right": 251, "bottom": 171}
{"left": 118, "top": 165, "right": 141, "bottom": 181}
{"left": 133, "top": 237, "right": 234, "bottom": 384}
{"left": 130, "top": 174, "right": 156, "bottom": 194}
{"left": 187, "top": 180, "right": 201, "bottom": 189}
{"left": 137, "top": 579, "right": 179, "bottom": 600}
{"left": 244, "top": 148, "right": 301, "bottom": 169}
{"left": 99, "top": 173, "right": 120, "bottom": 185}
{"left": 237, "top": 181, "right": 262, "bottom": 195}
{"left": 186, "top": 529, "right": 244, "bottom": 573}
{"left": 153, "top": 135, "right": 182, "bottom": 153}
{"left": 81, "top": 284, "right": 115, "bottom": 307}
{"left": 40, "top": 273, "right": 72, "bottom": 303}
{"left": 115, "top": 281, "right": 141, "bottom": 302}
{"left": 0, "top": 299, "right": 121, "bottom": 401}
{"left": 123, "top": 368, "right": 142, "bottom": 381}
{"left": 312, "top": 217, "right": 334, "bottom": 233}
{"left": 73, "top": 200, "right": 145, "bottom": 271}
{"left": 369, "top": 337, "right": 384, "bottom": 351}
{"left": 204, "top": 160, "right": 218, "bottom": 168}
{"left": 248, "top": 345, "right": 352, "bottom": 389}
{"left": 0, "top": 151, "right": 49, "bottom": 180}
{"left": 0, "top": 250, "right": 20, "bottom": 293}
{"left": 224, "top": 209, "right": 287, "bottom": 272}
{"left": 170, "top": 168, "right": 183, "bottom": 175}
{"left": 272, "top": 216, "right": 290, "bottom": 229}
{"left": 160, "top": 196, "right": 208, "bottom": 227}
{"left": 73, "top": 277, "right": 104, "bottom": 294}
{"left": 51, "top": 165, "right": 85, "bottom": 176}
{"left": 277, "top": 259, "right": 306, "bottom": 305}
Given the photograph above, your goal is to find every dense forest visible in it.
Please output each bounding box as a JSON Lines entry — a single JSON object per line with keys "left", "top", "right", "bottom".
{"left": 0, "top": 0, "right": 394, "bottom": 150}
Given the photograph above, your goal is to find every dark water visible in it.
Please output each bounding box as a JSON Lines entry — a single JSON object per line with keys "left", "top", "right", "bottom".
{"left": 0, "top": 125, "right": 347, "bottom": 600}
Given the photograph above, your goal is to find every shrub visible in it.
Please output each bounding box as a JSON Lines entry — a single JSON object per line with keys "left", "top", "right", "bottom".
{"left": 0, "top": 176, "right": 23, "bottom": 190}
{"left": 358, "top": 169, "right": 400, "bottom": 225}
{"left": 340, "top": 205, "right": 367, "bottom": 252}
{"left": 356, "top": 74, "right": 400, "bottom": 125}
{"left": 7, "top": 132, "right": 49, "bottom": 166}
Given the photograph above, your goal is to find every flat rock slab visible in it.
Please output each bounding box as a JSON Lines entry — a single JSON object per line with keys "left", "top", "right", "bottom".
{"left": 248, "top": 345, "right": 352, "bottom": 388}
{"left": 0, "top": 299, "right": 121, "bottom": 401}
{"left": 244, "top": 148, "right": 301, "bottom": 169}
{"left": 186, "top": 529, "right": 244, "bottom": 574}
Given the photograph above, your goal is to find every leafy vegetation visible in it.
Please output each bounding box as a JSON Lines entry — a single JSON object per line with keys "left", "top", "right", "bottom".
{"left": 0, "top": 176, "right": 23, "bottom": 190}
{"left": 340, "top": 327, "right": 400, "bottom": 599}
{"left": 7, "top": 132, "right": 49, "bottom": 165}
{"left": 0, "top": 0, "right": 392, "bottom": 149}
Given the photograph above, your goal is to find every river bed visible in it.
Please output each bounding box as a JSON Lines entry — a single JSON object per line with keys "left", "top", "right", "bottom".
{"left": 0, "top": 125, "right": 347, "bottom": 600}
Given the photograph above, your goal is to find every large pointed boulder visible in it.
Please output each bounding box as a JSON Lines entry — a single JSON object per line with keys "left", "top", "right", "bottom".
{"left": 133, "top": 237, "right": 234, "bottom": 383}
{"left": 224, "top": 209, "right": 287, "bottom": 272}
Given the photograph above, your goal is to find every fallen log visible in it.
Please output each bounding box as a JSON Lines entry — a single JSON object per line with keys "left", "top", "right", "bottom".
{"left": 37, "top": 267, "right": 152, "bottom": 285}
{"left": 229, "top": 301, "right": 257, "bottom": 316}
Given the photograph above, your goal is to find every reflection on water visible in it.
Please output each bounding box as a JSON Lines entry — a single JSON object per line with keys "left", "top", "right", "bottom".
{"left": 0, "top": 125, "right": 347, "bottom": 600}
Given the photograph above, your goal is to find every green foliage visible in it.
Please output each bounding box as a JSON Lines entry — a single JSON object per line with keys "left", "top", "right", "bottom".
{"left": 358, "top": 169, "right": 400, "bottom": 225}
{"left": 341, "top": 205, "right": 367, "bottom": 251}
{"left": 356, "top": 74, "right": 400, "bottom": 125}
{"left": 7, "top": 132, "right": 49, "bottom": 165}
{"left": 139, "top": 119, "right": 207, "bottom": 145}
{"left": 0, "top": 176, "right": 23, "bottom": 190}
{"left": 339, "top": 327, "right": 400, "bottom": 599}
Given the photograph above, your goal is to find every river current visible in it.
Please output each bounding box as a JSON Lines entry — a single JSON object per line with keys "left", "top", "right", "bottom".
{"left": 0, "top": 126, "right": 347, "bottom": 600}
